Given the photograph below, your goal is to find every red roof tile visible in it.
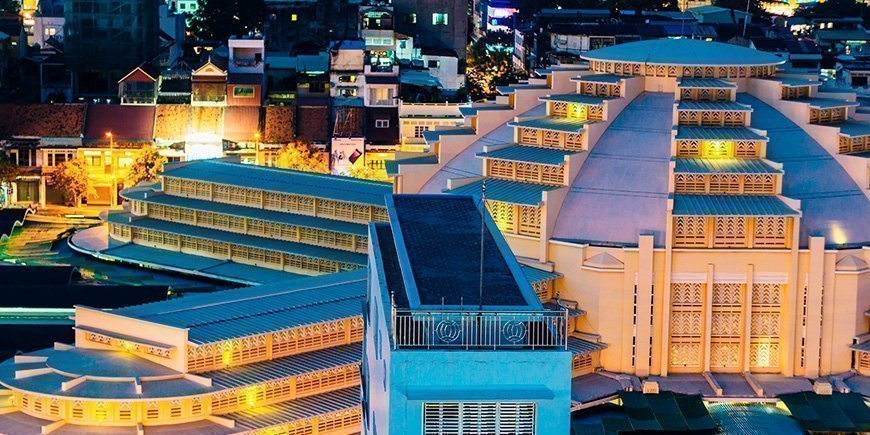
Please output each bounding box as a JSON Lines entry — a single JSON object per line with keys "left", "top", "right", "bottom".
{"left": 84, "top": 105, "right": 156, "bottom": 142}
{"left": 0, "top": 104, "right": 86, "bottom": 138}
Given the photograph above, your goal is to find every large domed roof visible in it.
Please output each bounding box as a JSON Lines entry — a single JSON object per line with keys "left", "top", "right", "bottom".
{"left": 581, "top": 38, "right": 785, "bottom": 66}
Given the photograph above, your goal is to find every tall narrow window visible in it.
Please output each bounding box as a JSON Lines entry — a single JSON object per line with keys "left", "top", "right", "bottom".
{"left": 432, "top": 13, "right": 448, "bottom": 25}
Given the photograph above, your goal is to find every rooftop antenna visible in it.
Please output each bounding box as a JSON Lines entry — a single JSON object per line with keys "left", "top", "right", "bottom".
{"left": 741, "top": 0, "right": 751, "bottom": 40}
{"left": 478, "top": 180, "right": 487, "bottom": 311}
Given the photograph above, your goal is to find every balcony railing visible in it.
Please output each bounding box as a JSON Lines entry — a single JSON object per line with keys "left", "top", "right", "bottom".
{"left": 391, "top": 308, "right": 568, "bottom": 350}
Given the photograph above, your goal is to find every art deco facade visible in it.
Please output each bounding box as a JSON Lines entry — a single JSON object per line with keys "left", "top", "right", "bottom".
{"left": 391, "top": 38, "right": 870, "bottom": 385}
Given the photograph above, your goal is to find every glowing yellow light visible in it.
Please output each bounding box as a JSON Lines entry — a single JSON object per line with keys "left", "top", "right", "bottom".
{"left": 221, "top": 343, "right": 233, "bottom": 366}
{"left": 123, "top": 341, "right": 134, "bottom": 351}
{"left": 245, "top": 387, "right": 258, "bottom": 406}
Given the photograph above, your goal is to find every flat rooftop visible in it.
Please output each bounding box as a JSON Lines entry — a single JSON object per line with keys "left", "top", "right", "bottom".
{"left": 383, "top": 195, "right": 539, "bottom": 309}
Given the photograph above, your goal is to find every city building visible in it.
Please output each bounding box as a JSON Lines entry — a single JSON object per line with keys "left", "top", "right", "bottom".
{"left": 363, "top": 194, "right": 576, "bottom": 433}
{"left": 390, "top": 39, "right": 870, "bottom": 398}
{"left": 63, "top": 0, "right": 161, "bottom": 97}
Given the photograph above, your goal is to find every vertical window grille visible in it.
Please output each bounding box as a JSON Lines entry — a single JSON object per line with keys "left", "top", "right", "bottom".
{"left": 423, "top": 402, "right": 535, "bottom": 434}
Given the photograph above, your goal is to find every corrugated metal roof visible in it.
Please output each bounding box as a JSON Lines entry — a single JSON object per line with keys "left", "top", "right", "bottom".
{"left": 444, "top": 178, "right": 561, "bottom": 206}
{"left": 477, "top": 144, "right": 579, "bottom": 165}
{"left": 422, "top": 127, "right": 475, "bottom": 143}
{"left": 677, "top": 78, "right": 736, "bottom": 88}
{"left": 675, "top": 158, "right": 781, "bottom": 174}
{"left": 676, "top": 126, "right": 767, "bottom": 141}
{"left": 672, "top": 194, "right": 799, "bottom": 216}
{"left": 540, "top": 94, "right": 612, "bottom": 105}
{"left": 795, "top": 98, "right": 860, "bottom": 109}
{"left": 520, "top": 264, "right": 563, "bottom": 284}
{"left": 160, "top": 159, "right": 391, "bottom": 207}
{"left": 763, "top": 77, "right": 821, "bottom": 87}
{"left": 497, "top": 84, "right": 550, "bottom": 94}
{"left": 122, "top": 189, "right": 367, "bottom": 236}
{"left": 677, "top": 100, "right": 752, "bottom": 111}
{"left": 570, "top": 74, "right": 625, "bottom": 84}
{"left": 107, "top": 213, "right": 367, "bottom": 266}
{"left": 508, "top": 116, "right": 596, "bottom": 133}
{"left": 567, "top": 336, "right": 607, "bottom": 356}
{"left": 835, "top": 121, "right": 870, "bottom": 137}
{"left": 227, "top": 387, "right": 360, "bottom": 432}
{"left": 459, "top": 104, "right": 512, "bottom": 117}
{"left": 113, "top": 271, "right": 367, "bottom": 344}
{"left": 207, "top": 344, "right": 360, "bottom": 388}
{"left": 850, "top": 340, "right": 870, "bottom": 353}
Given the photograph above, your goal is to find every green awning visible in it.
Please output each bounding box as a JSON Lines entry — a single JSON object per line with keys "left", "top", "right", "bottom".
{"left": 477, "top": 144, "right": 579, "bottom": 166}
{"left": 675, "top": 158, "right": 781, "bottom": 174}
{"left": 672, "top": 194, "right": 799, "bottom": 216}
{"left": 779, "top": 392, "right": 870, "bottom": 433}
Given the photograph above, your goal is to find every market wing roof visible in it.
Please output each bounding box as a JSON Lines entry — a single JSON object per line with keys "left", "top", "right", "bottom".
{"left": 444, "top": 178, "right": 561, "bottom": 206}
{"left": 477, "top": 144, "right": 579, "bottom": 165}
{"left": 160, "top": 159, "right": 391, "bottom": 206}
{"left": 672, "top": 194, "right": 799, "bottom": 216}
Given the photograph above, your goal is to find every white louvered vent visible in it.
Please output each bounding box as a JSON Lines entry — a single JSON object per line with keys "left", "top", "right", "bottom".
{"left": 423, "top": 402, "right": 535, "bottom": 434}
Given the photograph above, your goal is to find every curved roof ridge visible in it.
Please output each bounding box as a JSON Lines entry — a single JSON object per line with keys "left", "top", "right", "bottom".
{"left": 581, "top": 38, "right": 784, "bottom": 67}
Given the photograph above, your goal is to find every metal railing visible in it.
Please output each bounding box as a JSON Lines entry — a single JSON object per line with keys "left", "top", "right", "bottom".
{"left": 391, "top": 308, "right": 568, "bottom": 350}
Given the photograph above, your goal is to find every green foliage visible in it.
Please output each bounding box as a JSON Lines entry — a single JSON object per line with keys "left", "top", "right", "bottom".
{"left": 275, "top": 143, "right": 329, "bottom": 174}
{"left": 466, "top": 35, "right": 526, "bottom": 101}
{"left": 346, "top": 163, "right": 389, "bottom": 182}
{"left": 190, "top": 0, "right": 265, "bottom": 40}
{"left": 0, "top": 0, "right": 19, "bottom": 14}
{"left": 713, "top": 0, "right": 770, "bottom": 20}
{"left": 126, "top": 146, "right": 167, "bottom": 186}
{"left": 47, "top": 159, "right": 96, "bottom": 207}
{"left": 0, "top": 154, "right": 19, "bottom": 186}
{"left": 795, "top": 0, "right": 870, "bottom": 21}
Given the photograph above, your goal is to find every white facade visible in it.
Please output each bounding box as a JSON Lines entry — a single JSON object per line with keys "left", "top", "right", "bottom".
{"left": 228, "top": 37, "right": 265, "bottom": 74}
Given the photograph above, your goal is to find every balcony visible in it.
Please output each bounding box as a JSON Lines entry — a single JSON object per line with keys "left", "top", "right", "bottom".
{"left": 391, "top": 308, "right": 568, "bottom": 350}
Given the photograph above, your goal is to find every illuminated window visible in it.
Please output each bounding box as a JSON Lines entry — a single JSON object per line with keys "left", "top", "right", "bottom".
{"left": 233, "top": 86, "right": 255, "bottom": 98}
{"left": 432, "top": 13, "right": 448, "bottom": 25}
{"left": 405, "top": 13, "right": 416, "bottom": 24}
{"left": 291, "top": 13, "right": 298, "bottom": 21}
{"left": 338, "top": 75, "right": 356, "bottom": 83}
{"left": 375, "top": 119, "right": 390, "bottom": 128}
{"left": 428, "top": 60, "right": 440, "bottom": 68}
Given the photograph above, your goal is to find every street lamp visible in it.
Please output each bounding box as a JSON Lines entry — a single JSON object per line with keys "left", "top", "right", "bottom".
{"left": 105, "top": 131, "right": 116, "bottom": 208}
{"left": 254, "top": 131, "right": 261, "bottom": 165}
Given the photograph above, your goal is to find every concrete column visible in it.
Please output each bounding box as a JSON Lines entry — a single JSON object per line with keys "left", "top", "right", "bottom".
{"left": 634, "top": 234, "right": 655, "bottom": 377}
{"left": 742, "top": 264, "right": 754, "bottom": 371}
{"left": 804, "top": 236, "right": 826, "bottom": 378}
{"left": 703, "top": 264, "right": 714, "bottom": 372}
{"left": 659, "top": 212, "right": 675, "bottom": 376}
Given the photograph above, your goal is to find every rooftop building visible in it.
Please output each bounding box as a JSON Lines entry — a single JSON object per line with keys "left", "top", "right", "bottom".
{"left": 364, "top": 195, "right": 578, "bottom": 433}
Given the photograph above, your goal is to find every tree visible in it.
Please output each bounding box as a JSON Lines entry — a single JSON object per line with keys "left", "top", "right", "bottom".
{"left": 126, "top": 146, "right": 167, "bottom": 186}
{"left": 0, "top": 0, "right": 19, "bottom": 14}
{"left": 47, "top": 159, "right": 96, "bottom": 207}
{"left": 346, "top": 163, "right": 389, "bottom": 182}
{"left": 0, "top": 155, "right": 19, "bottom": 206}
{"left": 466, "top": 35, "right": 525, "bottom": 100}
{"left": 190, "top": 0, "right": 265, "bottom": 41}
{"left": 274, "top": 143, "right": 329, "bottom": 174}
{"left": 795, "top": 0, "right": 870, "bottom": 22}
